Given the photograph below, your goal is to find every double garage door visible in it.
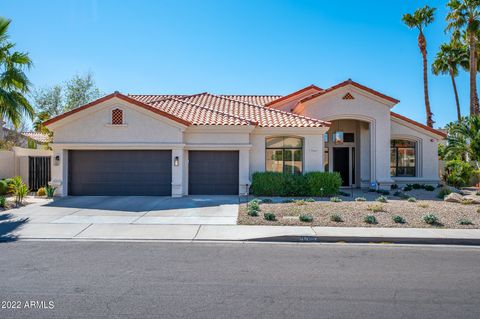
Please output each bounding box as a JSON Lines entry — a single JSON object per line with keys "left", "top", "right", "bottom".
{"left": 68, "top": 150, "right": 239, "bottom": 196}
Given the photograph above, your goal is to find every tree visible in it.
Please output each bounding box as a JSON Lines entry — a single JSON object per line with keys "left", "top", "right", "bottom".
{"left": 0, "top": 17, "right": 33, "bottom": 133}
{"left": 403, "top": 5, "right": 436, "bottom": 128}
{"left": 33, "top": 72, "right": 102, "bottom": 132}
{"left": 432, "top": 42, "right": 468, "bottom": 122}
{"left": 444, "top": 115, "right": 480, "bottom": 166}
{"left": 446, "top": 0, "right": 480, "bottom": 115}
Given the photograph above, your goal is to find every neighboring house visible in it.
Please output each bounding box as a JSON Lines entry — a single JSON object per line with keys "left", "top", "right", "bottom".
{"left": 43, "top": 79, "right": 446, "bottom": 197}
{"left": 1, "top": 127, "right": 48, "bottom": 149}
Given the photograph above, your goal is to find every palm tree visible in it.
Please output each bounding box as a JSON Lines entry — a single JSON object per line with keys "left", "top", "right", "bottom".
{"left": 446, "top": 0, "right": 480, "bottom": 115}
{"left": 432, "top": 42, "right": 468, "bottom": 122}
{"left": 0, "top": 17, "right": 33, "bottom": 131}
{"left": 445, "top": 115, "right": 480, "bottom": 168}
{"left": 403, "top": 5, "right": 436, "bottom": 128}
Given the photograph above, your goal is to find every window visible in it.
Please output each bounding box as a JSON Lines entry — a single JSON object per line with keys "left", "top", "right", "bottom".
{"left": 324, "top": 149, "right": 329, "bottom": 172}
{"left": 390, "top": 139, "right": 416, "bottom": 177}
{"left": 111, "top": 108, "right": 124, "bottom": 125}
{"left": 344, "top": 133, "right": 354, "bottom": 143}
{"left": 266, "top": 137, "right": 303, "bottom": 174}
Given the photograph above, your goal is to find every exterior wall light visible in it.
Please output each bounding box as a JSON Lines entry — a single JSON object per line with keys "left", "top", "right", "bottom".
{"left": 174, "top": 156, "right": 179, "bottom": 166}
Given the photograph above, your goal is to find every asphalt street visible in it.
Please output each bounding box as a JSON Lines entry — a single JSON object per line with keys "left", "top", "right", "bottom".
{"left": 0, "top": 241, "right": 479, "bottom": 319}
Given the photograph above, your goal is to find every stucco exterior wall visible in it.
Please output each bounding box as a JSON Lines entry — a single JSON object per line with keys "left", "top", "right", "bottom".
{"left": 0, "top": 151, "right": 14, "bottom": 179}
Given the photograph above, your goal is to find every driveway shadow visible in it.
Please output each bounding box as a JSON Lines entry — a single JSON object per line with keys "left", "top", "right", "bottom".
{"left": 42, "top": 196, "right": 241, "bottom": 212}
{"left": 0, "top": 214, "right": 28, "bottom": 242}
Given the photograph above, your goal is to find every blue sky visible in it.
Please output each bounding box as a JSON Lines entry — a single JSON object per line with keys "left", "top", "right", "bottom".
{"left": 2, "top": 0, "right": 467, "bottom": 127}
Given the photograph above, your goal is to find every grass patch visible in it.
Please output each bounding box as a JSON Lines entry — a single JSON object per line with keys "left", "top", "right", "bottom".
{"left": 417, "top": 202, "right": 429, "bottom": 208}
{"left": 367, "top": 204, "right": 385, "bottom": 213}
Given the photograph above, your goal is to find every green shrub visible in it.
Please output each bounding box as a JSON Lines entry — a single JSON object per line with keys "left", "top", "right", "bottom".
{"left": 299, "top": 214, "right": 313, "bottom": 222}
{"left": 247, "top": 209, "right": 259, "bottom": 217}
{"left": 330, "top": 197, "right": 342, "bottom": 202}
{"left": 437, "top": 187, "right": 452, "bottom": 199}
{"left": 392, "top": 215, "right": 406, "bottom": 224}
{"left": 0, "top": 196, "right": 5, "bottom": 208}
{"left": 10, "top": 176, "right": 28, "bottom": 204}
{"left": 460, "top": 199, "right": 474, "bottom": 205}
{"left": 305, "top": 198, "right": 315, "bottom": 202}
{"left": 250, "top": 171, "right": 341, "bottom": 197}
{"left": 330, "top": 214, "right": 343, "bottom": 222}
{"left": 445, "top": 160, "right": 476, "bottom": 188}
{"left": 376, "top": 195, "right": 388, "bottom": 203}
{"left": 407, "top": 197, "right": 417, "bottom": 202}
{"left": 424, "top": 185, "right": 435, "bottom": 191}
{"left": 377, "top": 189, "right": 390, "bottom": 196}
{"left": 264, "top": 212, "right": 276, "bottom": 221}
{"left": 247, "top": 200, "right": 260, "bottom": 216}
{"left": 412, "top": 183, "right": 422, "bottom": 189}
{"left": 45, "top": 185, "right": 56, "bottom": 198}
{"left": 458, "top": 218, "right": 473, "bottom": 225}
{"left": 423, "top": 214, "right": 439, "bottom": 225}
{"left": 304, "top": 172, "right": 342, "bottom": 196}
{"left": 355, "top": 196, "right": 366, "bottom": 202}
{"left": 294, "top": 199, "right": 306, "bottom": 206}
{"left": 403, "top": 185, "right": 413, "bottom": 192}
{"left": 37, "top": 187, "right": 46, "bottom": 197}
{"left": 391, "top": 184, "right": 398, "bottom": 190}
{"left": 0, "top": 179, "right": 8, "bottom": 195}
{"left": 261, "top": 198, "right": 273, "bottom": 203}
{"left": 364, "top": 215, "right": 377, "bottom": 224}
{"left": 367, "top": 204, "right": 385, "bottom": 213}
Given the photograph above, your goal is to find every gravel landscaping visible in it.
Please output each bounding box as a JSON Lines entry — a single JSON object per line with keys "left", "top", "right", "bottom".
{"left": 238, "top": 188, "right": 480, "bottom": 229}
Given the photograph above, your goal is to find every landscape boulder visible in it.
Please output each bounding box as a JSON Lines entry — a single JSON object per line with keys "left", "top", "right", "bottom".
{"left": 444, "top": 192, "right": 463, "bottom": 203}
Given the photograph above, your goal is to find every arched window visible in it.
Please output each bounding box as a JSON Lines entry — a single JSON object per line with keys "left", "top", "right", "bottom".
{"left": 265, "top": 137, "right": 303, "bottom": 174}
{"left": 111, "top": 108, "right": 123, "bottom": 125}
{"left": 390, "top": 139, "right": 416, "bottom": 177}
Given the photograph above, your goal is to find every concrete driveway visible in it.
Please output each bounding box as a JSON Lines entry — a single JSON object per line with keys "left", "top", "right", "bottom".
{"left": 11, "top": 196, "right": 240, "bottom": 226}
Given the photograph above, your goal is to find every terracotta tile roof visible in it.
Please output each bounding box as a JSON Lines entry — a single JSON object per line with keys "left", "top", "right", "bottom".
{"left": 136, "top": 93, "right": 329, "bottom": 128}
{"left": 265, "top": 85, "right": 323, "bottom": 107}
{"left": 21, "top": 132, "right": 50, "bottom": 143}
{"left": 391, "top": 112, "right": 447, "bottom": 138}
{"left": 219, "top": 95, "right": 281, "bottom": 106}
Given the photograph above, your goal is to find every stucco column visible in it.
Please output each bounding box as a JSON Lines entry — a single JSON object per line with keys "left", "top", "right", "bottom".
{"left": 171, "top": 148, "right": 184, "bottom": 197}
{"left": 239, "top": 148, "right": 250, "bottom": 195}
{"left": 304, "top": 135, "right": 324, "bottom": 172}
{"left": 50, "top": 147, "right": 67, "bottom": 196}
{"left": 360, "top": 122, "right": 371, "bottom": 187}
{"left": 373, "top": 117, "right": 394, "bottom": 188}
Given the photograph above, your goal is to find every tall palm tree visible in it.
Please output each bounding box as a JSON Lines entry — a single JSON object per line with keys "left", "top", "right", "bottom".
{"left": 445, "top": 115, "right": 480, "bottom": 167}
{"left": 432, "top": 42, "right": 468, "bottom": 122}
{"left": 403, "top": 5, "right": 436, "bottom": 128}
{"left": 446, "top": 0, "right": 480, "bottom": 115}
{"left": 0, "top": 17, "right": 33, "bottom": 131}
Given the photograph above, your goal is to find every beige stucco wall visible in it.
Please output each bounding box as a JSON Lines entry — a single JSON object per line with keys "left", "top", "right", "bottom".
{"left": 0, "top": 151, "right": 14, "bottom": 179}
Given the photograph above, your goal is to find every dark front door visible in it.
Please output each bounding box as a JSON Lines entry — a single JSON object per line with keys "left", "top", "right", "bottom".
{"left": 68, "top": 150, "right": 172, "bottom": 196}
{"left": 188, "top": 151, "right": 239, "bottom": 195}
{"left": 333, "top": 147, "right": 349, "bottom": 187}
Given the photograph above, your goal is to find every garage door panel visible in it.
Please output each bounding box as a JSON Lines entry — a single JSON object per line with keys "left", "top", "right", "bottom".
{"left": 68, "top": 150, "right": 172, "bottom": 196}
{"left": 189, "top": 151, "right": 239, "bottom": 195}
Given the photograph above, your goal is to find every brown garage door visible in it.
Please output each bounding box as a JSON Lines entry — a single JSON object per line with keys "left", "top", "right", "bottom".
{"left": 68, "top": 150, "right": 172, "bottom": 196}
{"left": 188, "top": 151, "right": 239, "bottom": 195}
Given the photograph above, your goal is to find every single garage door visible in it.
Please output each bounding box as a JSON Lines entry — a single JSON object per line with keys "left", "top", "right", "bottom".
{"left": 188, "top": 151, "right": 239, "bottom": 195}
{"left": 68, "top": 150, "right": 172, "bottom": 196}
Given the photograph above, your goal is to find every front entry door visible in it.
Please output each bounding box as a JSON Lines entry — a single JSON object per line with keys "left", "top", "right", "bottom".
{"left": 333, "top": 148, "right": 349, "bottom": 187}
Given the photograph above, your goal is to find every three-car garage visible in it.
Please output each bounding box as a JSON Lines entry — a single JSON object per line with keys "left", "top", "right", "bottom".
{"left": 67, "top": 150, "right": 240, "bottom": 196}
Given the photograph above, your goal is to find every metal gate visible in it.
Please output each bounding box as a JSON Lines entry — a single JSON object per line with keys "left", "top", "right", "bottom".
{"left": 28, "top": 156, "right": 51, "bottom": 191}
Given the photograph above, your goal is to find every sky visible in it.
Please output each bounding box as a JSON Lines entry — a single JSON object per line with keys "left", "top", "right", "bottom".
{"left": 1, "top": 0, "right": 469, "bottom": 128}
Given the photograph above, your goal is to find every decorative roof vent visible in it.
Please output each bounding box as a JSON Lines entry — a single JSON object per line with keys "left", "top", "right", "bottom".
{"left": 342, "top": 92, "right": 355, "bottom": 100}
{"left": 111, "top": 108, "right": 124, "bottom": 125}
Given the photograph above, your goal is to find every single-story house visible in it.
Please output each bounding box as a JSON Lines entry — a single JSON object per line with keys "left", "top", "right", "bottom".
{"left": 43, "top": 79, "right": 446, "bottom": 197}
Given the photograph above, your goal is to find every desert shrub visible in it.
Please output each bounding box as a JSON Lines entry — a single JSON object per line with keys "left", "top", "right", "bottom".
{"left": 417, "top": 203, "right": 429, "bottom": 208}
{"left": 423, "top": 214, "right": 439, "bottom": 225}
{"left": 304, "top": 198, "right": 315, "bottom": 202}
{"left": 330, "top": 214, "right": 343, "bottom": 222}
{"left": 247, "top": 209, "right": 259, "bottom": 217}
{"left": 355, "top": 197, "right": 366, "bottom": 202}
{"left": 367, "top": 204, "right": 385, "bottom": 213}
{"left": 460, "top": 199, "right": 474, "bottom": 205}
{"left": 377, "top": 189, "right": 390, "bottom": 196}
{"left": 458, "top": 218, "right": 473, "bottom": 225}
{"left": 247, "top": 200, "right": 260, "bottom": 216}
{"left": 392, "top": 215, "right": 406, "bottom": 224}
{"left": 445, "top": 160, "right": 476, "bottom": 188}
{"left": 250, "top": 171, "right": 341, "bottom": 197}
{"left": 330, "top": 197, "right": 342, "bottom": 203}
{"left": 437, "top": 187, "right": 452, "bottom": 199}
{"left": 376, "top": 195, "right": 388, "bottom": 203}
{"left": 37, "top": 187, "right": 46, "bottom": 197}
{"left": 403, "top": 185, "right": 413, "bottom": 192}
{"left": 45, "top": 185, "right": 56, "bottom": 198}
{"left": 299, "top": 214, "right": 313, "bottom": 222}
{"left": 0, "top": 196, "right": 5, "bottom": 208}
{"left": 424, "top": 185, "right": 435, "bottom": 191}
{"left": 407, "top": 197, "right": 417, "bottom": 202}
{"left": 10, "top": 176, "right": 28, "bottom": 204}
{"left": 304, "top": 172, "right": 342, "bottom": 196}
{"left": 264, "top": 212, "right": 276, "bottom": 221}
{"left": 294, "top": 199, "right": 306, "bottom": 206}
{"left": 364, "top": 215, "right": 378, "bottom": 224}
{"left": 0, "top": 179, "right": 8, "bottom": 195}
